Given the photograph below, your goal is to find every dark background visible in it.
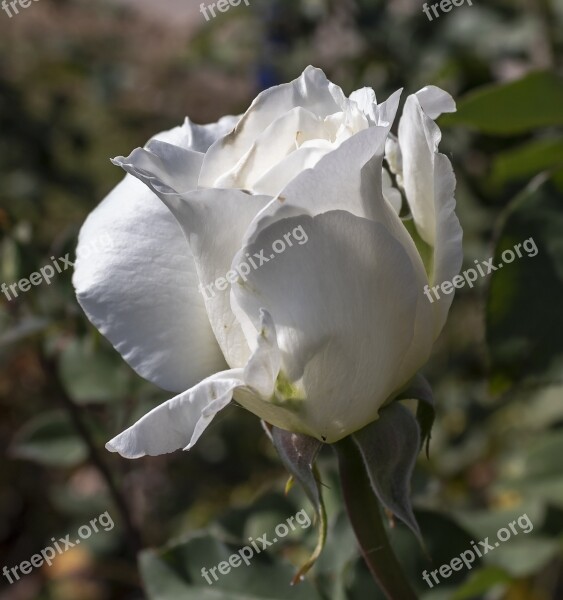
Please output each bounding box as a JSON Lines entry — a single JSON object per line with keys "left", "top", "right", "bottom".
{"left": 1, "top": 0, "right": 562, "bottom": 598}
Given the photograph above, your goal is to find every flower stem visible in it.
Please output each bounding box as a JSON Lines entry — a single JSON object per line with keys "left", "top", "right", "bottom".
{"left": 335, "top": 436, "right": 418, "bottom": 600}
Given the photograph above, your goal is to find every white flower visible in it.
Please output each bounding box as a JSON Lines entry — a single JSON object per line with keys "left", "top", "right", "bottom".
{"left": 73, "top": 66, "right": 462, "bottom": 457}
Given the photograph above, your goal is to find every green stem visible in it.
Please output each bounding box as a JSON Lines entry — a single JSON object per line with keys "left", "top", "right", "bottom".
{"left": 335, "top": 436, "right": 418, "bottom": 600}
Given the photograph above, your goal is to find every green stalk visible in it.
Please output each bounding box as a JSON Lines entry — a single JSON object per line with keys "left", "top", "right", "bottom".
{"left": 335, "top": 436, "right": 418, "bottom": 600}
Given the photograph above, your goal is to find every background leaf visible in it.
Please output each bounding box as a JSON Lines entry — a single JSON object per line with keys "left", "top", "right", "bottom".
{"left": 490, "top": 137, "right": 563, "bottom": 188}
{"left": 486, "top": 174, "right": 563, "bottom": 391}
{"left": 139, "top": 533, "right": 324, "bottom": 600}
{"left": 10, "top": 410, "right": 89, "bottom": 467}
{"left": 58, "top": 336, "right": 132, "bottom": 404}
{"left": 441, "top": 71, "right": 563, "bottom": 134}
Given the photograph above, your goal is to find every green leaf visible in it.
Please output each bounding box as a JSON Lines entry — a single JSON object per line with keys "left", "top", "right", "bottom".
{"left": 502, "top": 478, "right": 563, "bottom": 510}
{"left": 486, "top": 174, "right": 563, "bottom": 391}
{"left": 0, "top": 316, "right": 49, "bottom": 347}
{"left": 495, "top": 429, "right": 563, "bottom": 509}
{"left": 217, "top": 493, "right": 298, "bottom": 542}
{"left": 0, "top": 236, "right": 20, "bottom": 283}
{"left": 491, "top": 137, "right": 563, "bottom": 188}
{"left": 58, "top": 337, "right": 131, "bottom": 404}
{"left": 270, "top": 427, "right": 326, "bottom": 583}
{"left": 452, "top": 567, "right": 510, "bottom": 600}
{"left": 441, "top": 71, "right": 563, "bottom": 134}
{"left": 139, "top": 533, "right": 323, "bottom": 600}
{"left": 518, "top": 429, "right": 563, "bottom": 481}
{"left": 451, "top": 501, "right": 545, "bottom": 541}
{"left": 449, "top": 500, "right": 556, "bottom": 577}
{"left": 421, "top": 589, "right": 458, "bottom": 600}
{"left": 352, "top": 403, "right": 422, "bottom": 542}
{"left": 482, "top": 537, "right": 559, "bottom": 577}
{"left": 10, "top": 410, "right": 88, "bottom": 467}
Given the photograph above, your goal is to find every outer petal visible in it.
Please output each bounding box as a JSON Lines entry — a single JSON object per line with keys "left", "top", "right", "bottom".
{"left": 154, "top": 114, "right": 240, "bottom": 153}
{"left": 232, "top": 211, "right": 421, "bottom": 443}
{"left": 234, "top": 102, "right": 436, "bottom": 386}
{"left": 398, "top": 87, "right": 463, "bottom": 335}
{"left": 155, "top": 188, "right": 273, "bottom": 369}
{"left": 110, "top": 133, "right": 275, "bottom": 369}
{"left": 106, "top": 370, "right": 244, "bottom": 458}
{"left": 199, "top": 66, "right": 347, "bottom": 188}
{"left": 360, "top": 159, "right": 436, "bottom": 383}
{"left": 110, "top": 114, "right": 240, "bottom": 200}
{"left": 398, "top": 89, "right": 453, "bottom": 244}
{"left": 73, "top": 174, "right": 227, "bottom": 392}
{"left": 235, "top": 101, "right": 435, "bottom": 389}
{"left": 105, "top": 310, "right": 281, "bottom": 457}
{"left": 111, "top": 141, "right": 203, "bottom": 199}
{"left": 180, "top": 115, "right": 240, "bottom": 153}
{"left": 74, "top": 115, "right": 243, "bottom": 392}
{"left": 415, "top": 86, "right": 456, "bottom": 120}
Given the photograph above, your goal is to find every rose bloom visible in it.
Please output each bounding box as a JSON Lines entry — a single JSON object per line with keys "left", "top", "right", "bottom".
{"left": 73, "top": 66, "right": 462, "bottom": 458}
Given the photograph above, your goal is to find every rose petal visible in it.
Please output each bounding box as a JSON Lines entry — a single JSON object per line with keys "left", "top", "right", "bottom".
{"left": 112, "top": 141, "right": 203, "bottom": 198}
{"left": 105, "top": 310, "right": 281, "bottom": 457}
{"left": 199, "top": 66, "right": 348, "bottom": 188}
{"left": 232, "top": 211, "right": 420, "bottom": 442}
{"left": 181, "top": 115, "right": 240, "bottom": 152}
{"left": 213, "top": 107, "right": 327, "bottom": 192}
{"left": 73, "top": 174, "right": 227, "bottom": 393}
{"left": 106, "top": 370, "right": 244, "bottom": 458}
{"left": 382, "top": 168, "right": 402, "bottom": 214}
{"left": 243, "top": 122, "right": 395, "bottom": 243}
{"left": 110, "top": 114, "right": 239, "bottom": 199}
{"left": 155, "top": 188, "right": 272, "bottom": 368}
{"left": 398, "top": 88, "right": 463, "bottom": 336}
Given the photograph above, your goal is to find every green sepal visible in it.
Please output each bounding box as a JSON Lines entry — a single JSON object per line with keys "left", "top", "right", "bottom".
{"left": 396, "top": 373, "right": 435, "bottom": 458}
{"left": 351, "top": 403, "right": 423, "bottom": 545}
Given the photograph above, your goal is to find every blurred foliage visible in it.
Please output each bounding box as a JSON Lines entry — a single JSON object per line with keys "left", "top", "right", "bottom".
{"left": 1, "top": 0, "right": 563, "bottom": 599}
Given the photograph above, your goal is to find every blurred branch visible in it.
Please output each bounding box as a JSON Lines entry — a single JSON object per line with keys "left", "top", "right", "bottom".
{"left": 39, "top": 354, "right": 142, "bottom": 558}
{"left": 526, "top": 0, "right": 556, "bottom": 69}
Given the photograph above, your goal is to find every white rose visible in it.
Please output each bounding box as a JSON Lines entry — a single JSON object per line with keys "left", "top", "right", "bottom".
{"left": 73, "top": 66, "right": 462, "bottom": 457}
